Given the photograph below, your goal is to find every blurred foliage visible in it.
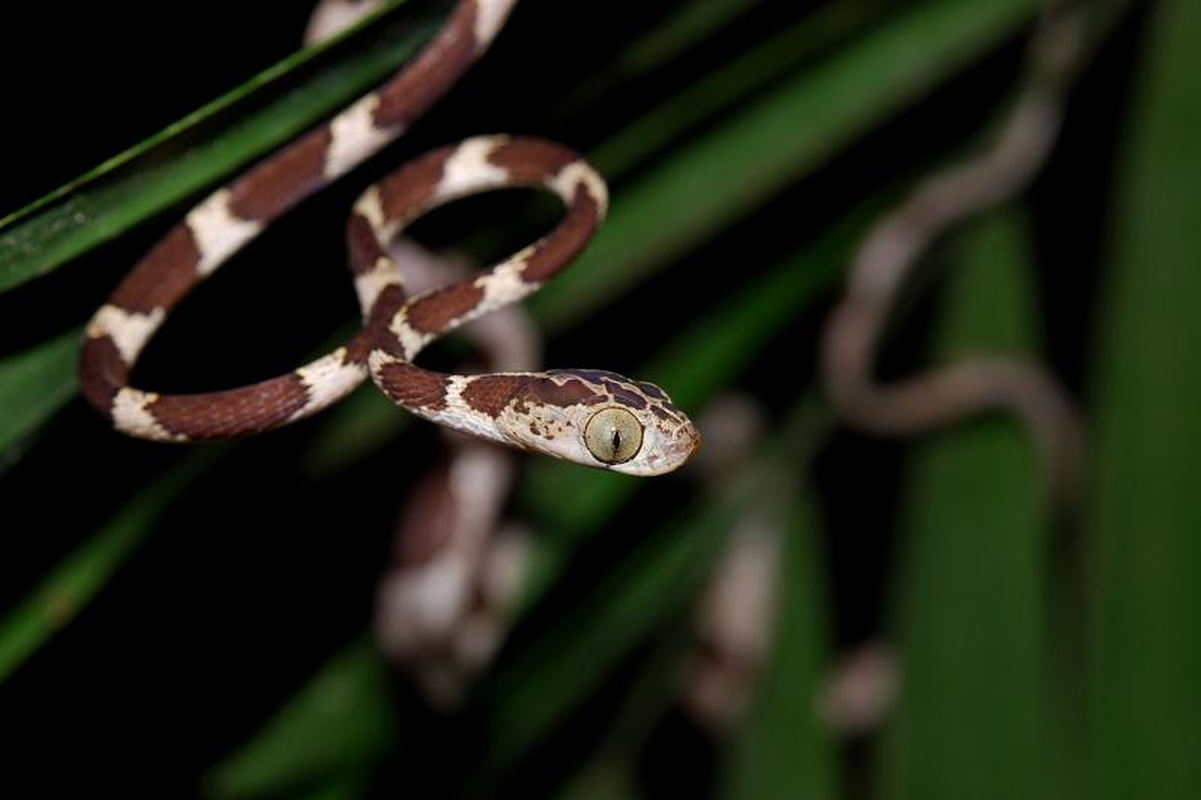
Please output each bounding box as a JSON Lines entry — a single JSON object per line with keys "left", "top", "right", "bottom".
{"left": 1, "top": 0, "right": 1194, "bottom": 798}
{"left": 879, "top": 212, "right": 1050, "bottom": 800}
{"left": 1085, "top": 2, "right": 1201, "bottom": 799}
{"left": 0, "top": 328, "right": 79, "bottom": 467}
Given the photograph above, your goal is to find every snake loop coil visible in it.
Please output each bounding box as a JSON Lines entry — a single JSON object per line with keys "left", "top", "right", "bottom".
{"left": 79, "top": 0, "right": 699, "bottom": 476}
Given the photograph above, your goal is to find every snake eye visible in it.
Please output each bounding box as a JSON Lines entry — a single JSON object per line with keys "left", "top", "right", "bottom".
{"left": 584, "top": 407, "right": 643, "bottom": 465}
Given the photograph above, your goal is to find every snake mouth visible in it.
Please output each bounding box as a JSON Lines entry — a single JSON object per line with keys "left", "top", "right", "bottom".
{"left": 675, "top": 422, "right": 703, "bottom": 466}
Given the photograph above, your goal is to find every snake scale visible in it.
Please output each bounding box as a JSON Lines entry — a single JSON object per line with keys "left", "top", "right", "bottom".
{"left": 79, "top": 0, "right": 700, "bottom": 476}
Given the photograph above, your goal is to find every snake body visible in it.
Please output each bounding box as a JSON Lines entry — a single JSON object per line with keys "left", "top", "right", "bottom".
{"left": 79, "top": 0, "right": 700, "bottom": 476}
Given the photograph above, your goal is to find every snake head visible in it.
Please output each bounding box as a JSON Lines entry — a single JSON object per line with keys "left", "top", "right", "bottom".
{"left": 498, "top": 369, "right": 701, "bottom": 476}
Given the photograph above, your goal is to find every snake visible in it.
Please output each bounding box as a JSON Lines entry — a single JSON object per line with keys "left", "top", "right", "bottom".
{"left": 78, "top": 0, "right": 700, "bottom": 476}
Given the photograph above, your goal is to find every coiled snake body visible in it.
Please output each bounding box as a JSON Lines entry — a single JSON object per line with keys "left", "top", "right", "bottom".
{"left": 79, "top": 0, "right": 700, "bottom": 476}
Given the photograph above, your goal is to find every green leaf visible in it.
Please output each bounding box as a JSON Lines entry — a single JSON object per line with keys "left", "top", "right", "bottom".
{"left": 878, "top": 212, "right": 1051, "bottom": 800}
{"left": 203, "top": 639, "right": 397, "bottom": 800}
{"left": 532, "top": 0, "right": 1038, "bottom": 329}
{"left": 1085, "top": 2, "right": 1201, "bottom": 798}
{"left": 0, "top": 0, "right": 437, "bottom": 291}
{"left": 0, "top": 328, "right": 80, "bottom": 467}
{"left": 474, "top": 495, "right": 737, "bottom": 784}
{"left": 291, "top": 778, "right": 372, "bottom": 800}
{"left": 549, "top": 0, "right": 763, "bottom": 122}
{"left": 550, "top": 637, "right": 693, "bottom": 800}
{"left": 555, "top": 760, "right": 640, "bottom": 800}
{"left": 585, "top": 0, "right": 875, "bottom": 178}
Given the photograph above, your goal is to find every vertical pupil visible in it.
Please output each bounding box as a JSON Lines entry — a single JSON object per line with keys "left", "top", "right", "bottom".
{"left": 611, "top": 427, "right": 622, "bottom": 453}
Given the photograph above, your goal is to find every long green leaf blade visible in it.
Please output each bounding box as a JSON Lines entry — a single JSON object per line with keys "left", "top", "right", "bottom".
{"left": 1085, "top": 2, "right": 1201, "bottom": 798}
{"left": 0, "top": 0, "right": 435, "bottom": 291}
{"left": 0, "top": 328, "right": 80, "bottom": 465}
{"left": 880, "top": 212, "right": 1050, "bottom": 800}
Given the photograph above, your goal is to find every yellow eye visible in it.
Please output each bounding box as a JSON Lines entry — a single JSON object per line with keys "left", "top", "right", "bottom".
{"left": 584, "top": 407, "right": 643, "bottom": 465}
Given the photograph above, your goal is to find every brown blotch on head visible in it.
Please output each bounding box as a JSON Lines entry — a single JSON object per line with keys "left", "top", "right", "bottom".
{"left": 378, "top": 146, "right": 454, "bottom": 222}
{"left": 522, "top": 377, "right": 606, "bottom": 409}
{"left": 79, "top": 336, "right": 128, "bottom": 412}
{"left": 636, "top": 381, "right": 668, "bottom": 401}
{"left": 376, "top": 362, "right": 449, "bottom": 411}
{"left": 228, "top": 126, "right": 334, "bottom": 221}
{"left": 113, "top": 225, "right": 203, "bottom": 314}
{"left": 151, "top": 376, "right": 312, "bottom": 440}
{"left": 406, "top": 282, "right": 485, "bottom": 334}
{"left": 461, "top": 374, "right": 527, "bottom": 418}
{"left": 607, "top": 385, "right": 649, "bottom": 410}
{"left": 346, "top": 213, "right": 388, "bottom": 275}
